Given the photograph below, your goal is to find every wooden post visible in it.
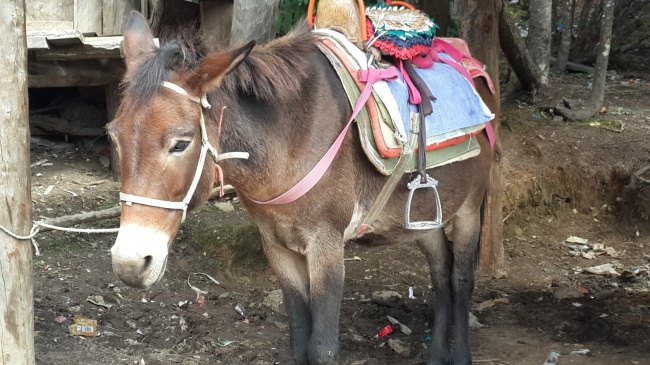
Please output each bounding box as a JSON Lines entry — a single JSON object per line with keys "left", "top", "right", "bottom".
{"left": 230, "top": 0, "right": 279, "bottom": 45}
{"left": 74, "top": 0, "right": 103, "bottom": 35}
{"left": 458, "top": 0, "right": 505, "bottom": 275}
{"left": 103, "top": 0, "right": 135, "bottom": 35}
{"left": 0, "top": 1, "right": 35, "bottom": 364}
{"left": 200, "top": 0, "right": 234, "bottom": 52}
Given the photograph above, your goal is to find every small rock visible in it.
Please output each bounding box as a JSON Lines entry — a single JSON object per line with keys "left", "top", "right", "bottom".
{"left": 469, "top": 312, "right": 484, "bottom": 328}
{"left": 218, "top": 292, "right": 230, "bottom": 299}
{"left": 371, "top": 291, "right": 402, "bottom": 307}
{"left": 386, "top": 316, "right": 412, "bottom": 335}
{"left": 99, "top": 155, "right": 111, "bottom": 168}
{"left": 387, "top": 339, "right": 411, "bottom": 357}
{"left": 213, "top": 201, "right": 235, "bottom": 212}
{"left": 350, "top": 334, "right": 365, "bottom": 343}
{"left": 262, "top": 289, "right": 286, "bottom": 315}
{"left": 551, "top": 286, "right": 584, "bottom": 300}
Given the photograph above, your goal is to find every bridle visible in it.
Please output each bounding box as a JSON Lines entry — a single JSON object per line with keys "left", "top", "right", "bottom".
{"left": 119, "top": 81, "right": 249, "bottom": 222}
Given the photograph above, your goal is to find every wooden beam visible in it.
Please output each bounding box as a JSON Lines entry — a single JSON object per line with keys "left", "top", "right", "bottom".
{"left": 28, "top": 59, "right": 125, "bottom": 88}
{"left": 32, "top": 36, "right": 124, "bottom": 61}
{"left": 0, "top": 1, "right": 35, "bottom": 364}
{"left": 74, "top": 0, "right": 103, "bottom": 35}
{"left": 26, "top": 29, "right": 83, "bottom": 50}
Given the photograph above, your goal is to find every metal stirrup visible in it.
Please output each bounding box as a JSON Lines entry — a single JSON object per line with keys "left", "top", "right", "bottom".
{"left": 404, "top": 174, "right": 443, "bottom": 230}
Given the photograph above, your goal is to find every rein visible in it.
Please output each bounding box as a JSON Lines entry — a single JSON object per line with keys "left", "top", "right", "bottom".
{"left": 119, "top": 81, "right": 249, "bottom": 222}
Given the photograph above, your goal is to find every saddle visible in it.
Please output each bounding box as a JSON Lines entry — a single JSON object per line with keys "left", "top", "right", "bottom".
{"left": 315, "top": 29, "right": 494, "bottom": 175}
{"left": 309, "top": 0, "right": 496, "bottom": 233}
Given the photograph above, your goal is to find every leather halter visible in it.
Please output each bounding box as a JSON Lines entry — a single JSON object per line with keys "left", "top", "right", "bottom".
{"left": 119, "top": 81, "right": 249, "bottom": 222}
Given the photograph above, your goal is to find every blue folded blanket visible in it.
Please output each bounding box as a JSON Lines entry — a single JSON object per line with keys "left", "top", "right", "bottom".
{"left": 385, "top": 53, "right": 494, "bottom": 139}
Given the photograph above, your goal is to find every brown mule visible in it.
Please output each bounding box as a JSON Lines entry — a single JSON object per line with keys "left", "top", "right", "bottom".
{"left": 108, "top": 11, "right": 497, "bottom": 365}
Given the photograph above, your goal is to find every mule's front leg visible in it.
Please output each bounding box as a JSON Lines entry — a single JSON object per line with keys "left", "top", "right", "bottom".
{"left": 263, "top": 238, "right": 312, "bottom": 364}
{"left": 306, "top": 231, "right": 345, "bottom": 365}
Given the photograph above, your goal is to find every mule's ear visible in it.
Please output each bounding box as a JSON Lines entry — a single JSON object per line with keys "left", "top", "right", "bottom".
{"left": 191, "top": 41, "right": 255, "bottom": 93}
{"left": 123, "top": 11, "right": 156, "bottom": 75}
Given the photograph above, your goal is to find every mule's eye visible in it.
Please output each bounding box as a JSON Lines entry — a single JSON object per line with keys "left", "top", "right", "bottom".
{"left": 170, "top": 140, "right": 190, "bottom": 153}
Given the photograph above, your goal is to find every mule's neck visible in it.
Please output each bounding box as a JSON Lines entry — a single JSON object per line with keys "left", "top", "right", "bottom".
{"left": 209, "top": 50, "right": 350, "bottom": 203}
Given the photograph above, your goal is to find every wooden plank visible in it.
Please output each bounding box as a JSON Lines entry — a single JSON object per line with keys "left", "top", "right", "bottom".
{"left": 32, "top": 36, "right": 124, "bottom": 61}
{"left": 45, "top": 30, "right": 84, "bottom": 47}
{"left": 28, "top": 59, "right": 125, "bottom": 88}
{"left": 26, "top": 0, "right": 73, "bottom": 22}
{"left": 0, "top": 1, "right": 35, "bottom": 365}
{"left": 200, "top": 0, "right": 233, "bottom": 52}
{"left": 103, "top": 0, "right": 135, "bottom": 35}
{"left": 27, "top": 29, "right": 83, "bottom": 50}
{"left": 74, "top": 0, "right": 103, "bottom": 35}
{"left": 26, "top": 21, "right": 73, "bottom": 32}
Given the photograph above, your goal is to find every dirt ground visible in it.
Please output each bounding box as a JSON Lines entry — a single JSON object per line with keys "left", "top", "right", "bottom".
{"left": 30, "top": 72, "right": 649, "bottom": 365}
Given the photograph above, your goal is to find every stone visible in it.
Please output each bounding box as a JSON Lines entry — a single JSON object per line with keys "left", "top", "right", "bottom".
{"left": 551, "top": 285, "right": 584, "bottom": 300}
{"left": 262, "top": 289, "right": 286, "bottom": 315}
{"left": 213, "top": 201, "right": 235, "bottom": 212}
{"left": 371, "top": 291, "right": 402, "bottom": 307}
{"left": 469, "top": 312, "right": 484, "bottom": 329}
{"left": 388, "top": 339, "right": 411, "bottom": 357}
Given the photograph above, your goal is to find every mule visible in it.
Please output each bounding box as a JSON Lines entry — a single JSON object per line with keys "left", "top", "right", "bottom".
{"left": 108, "top": 11, "right": 497, "bottom": 365}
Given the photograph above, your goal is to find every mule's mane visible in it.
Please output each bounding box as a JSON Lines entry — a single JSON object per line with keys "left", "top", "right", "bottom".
{"left": 219, "top": 25, "right": 318, "bottom": 102}
{"left": 125, "top": 24, "right": 318, "bottom": 105}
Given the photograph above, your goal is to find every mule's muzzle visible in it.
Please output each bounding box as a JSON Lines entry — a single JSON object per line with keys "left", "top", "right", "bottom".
{"left": 110, "top": 224, "right": 170, "bottom": 288}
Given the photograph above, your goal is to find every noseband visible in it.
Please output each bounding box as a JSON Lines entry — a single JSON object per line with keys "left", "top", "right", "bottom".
{"left": 119, "top": 81, "right": 249, "bottom": 222}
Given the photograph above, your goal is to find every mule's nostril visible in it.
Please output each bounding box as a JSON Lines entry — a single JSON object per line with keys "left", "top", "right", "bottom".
{"left": 143, "top": 255, "right": 153, "bottom": 271}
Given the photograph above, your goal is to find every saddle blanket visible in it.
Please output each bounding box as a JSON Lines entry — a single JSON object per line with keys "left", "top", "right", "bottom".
{"left": 386, "top": 55, "right": 494, "bottom": 143}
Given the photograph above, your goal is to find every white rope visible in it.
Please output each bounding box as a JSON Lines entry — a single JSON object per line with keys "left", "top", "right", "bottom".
{"left": 0, "top": 220, "right": 119, "bottom": 256}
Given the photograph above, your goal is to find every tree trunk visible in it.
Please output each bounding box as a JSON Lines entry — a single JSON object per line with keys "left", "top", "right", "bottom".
{"left": 554, "top": 0, "right": 575, "bottom": 72}
{"left": 527, "top": 0, "right": 553, "bottom": 85}
{"left": 420, "top": 0, "right": 450, "bottom": 36}
{"left": 0, "top": 1, "right": 35, "bottom": 364}
{"left": 499, "top": 0, "right": 542, "bottom": 92}
{"left": 571, "top": 0, "right": 601, "bottom": 62}
{"left": 555, "top": 0, "right": 614, "bottom": 121}
{"left": 458, "top": 0, "right": 505, "bottom": 275}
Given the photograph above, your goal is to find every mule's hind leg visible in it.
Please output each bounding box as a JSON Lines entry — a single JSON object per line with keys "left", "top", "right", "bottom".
{"left": 449, "top": 208, "right": 481, "bottom": 365}
{"left": 262, "top": 237, "right": 312, "bottom": 364}
{"left": 418, "top": 229, "right": 453, "bottom": 365}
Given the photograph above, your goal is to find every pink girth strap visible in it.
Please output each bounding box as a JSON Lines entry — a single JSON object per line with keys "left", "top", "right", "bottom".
{"left": 249, "top": 67, "right": 398, "bottom": 205}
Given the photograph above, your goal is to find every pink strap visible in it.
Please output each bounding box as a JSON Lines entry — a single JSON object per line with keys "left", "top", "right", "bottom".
{"left": 249, "top": 68, "right": 397, "bottom": 205}
{"left": 398, "top": 60, "right": 421, "bottom": 104}
{"left": 485, "top": 121, "right": 495, "bottom": 148}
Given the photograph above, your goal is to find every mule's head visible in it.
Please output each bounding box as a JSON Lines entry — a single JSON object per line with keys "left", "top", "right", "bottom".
{"left": 108, "top": 11, "right": 253, "bottom": 288}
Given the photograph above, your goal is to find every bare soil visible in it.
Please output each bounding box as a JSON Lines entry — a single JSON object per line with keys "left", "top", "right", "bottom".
{"left": 31, "top": 73, "right": 649, "bottom": 365}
